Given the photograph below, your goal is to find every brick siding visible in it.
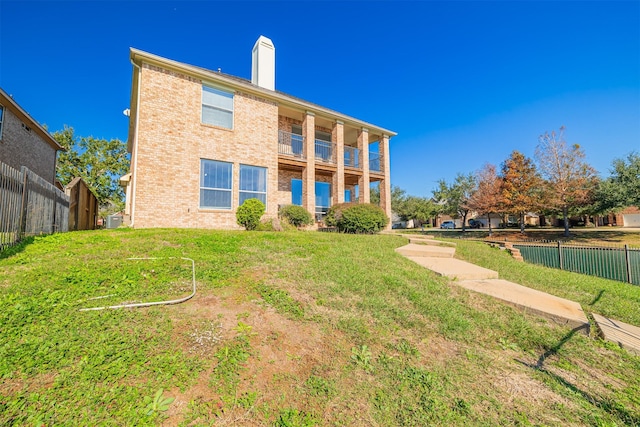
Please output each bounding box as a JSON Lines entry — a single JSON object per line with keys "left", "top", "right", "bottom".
{"left": 0, "top": 108, "right": 57, "bottom": 183}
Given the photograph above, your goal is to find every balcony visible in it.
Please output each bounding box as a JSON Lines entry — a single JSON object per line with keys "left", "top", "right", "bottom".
{"left": 278, "top": 130, "right": 305, "bottom": 158}
{"left": 344, "top": 146, "right": 360, "bottom": 168}
{"left": 315, "top": 140, "right": 336, "bottom": 164}
{"left": 369, "top": 152, "right": 381, "bottom": 172}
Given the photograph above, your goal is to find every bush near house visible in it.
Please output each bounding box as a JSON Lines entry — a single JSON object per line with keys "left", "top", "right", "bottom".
{"left": 325, "top": 203, "right": 389, "bottom": 234}
{"left": 279, "top": 205, "right": 313, "bottom": 228}
{"left": 236, "top": 199, "right": 265, "bottom": 230}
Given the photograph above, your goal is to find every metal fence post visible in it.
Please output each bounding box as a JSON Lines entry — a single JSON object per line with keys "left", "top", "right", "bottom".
{"left": 625, "top": 244, "right": 632, "bottom": 284}
{"left": 558, "top": 241, "right": 564, "bottom": 270}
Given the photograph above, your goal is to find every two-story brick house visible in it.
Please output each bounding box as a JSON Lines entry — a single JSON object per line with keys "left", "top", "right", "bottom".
{"left": 123, "top": 36, "right": 395, "bottom": 229}
{"left": 0, "top": 87, "right": 63, "bottom": 185}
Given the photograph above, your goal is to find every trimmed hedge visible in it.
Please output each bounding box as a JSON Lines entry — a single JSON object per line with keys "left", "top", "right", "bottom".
{"left": 236, "top": 198, "right": 265, "bottom": 230}
{"left": 325, "top": 203, "right": 389, "bottom": 234}
{"left": 279, "top": 205, "right": 313, "bottom": 228}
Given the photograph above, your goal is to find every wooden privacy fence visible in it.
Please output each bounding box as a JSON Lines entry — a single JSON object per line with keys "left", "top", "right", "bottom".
{"left": 513, "top": 240, "right": 640, "bottom": 285}
{"left": 0, "top": 161, "right": 69, "bottom": 250}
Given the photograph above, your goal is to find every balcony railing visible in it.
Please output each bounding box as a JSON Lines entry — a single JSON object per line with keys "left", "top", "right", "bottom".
{"left": 344, "top": 146, "right": 360, "bottom": 168}
{"left": 315, "top": 140, "right": 335, "bottom": 163}
{"left": 369, "top": 152, "right": 381, "bottom": 172}
{"left": 278, "top": 130, "right": 305, "bottom": 158}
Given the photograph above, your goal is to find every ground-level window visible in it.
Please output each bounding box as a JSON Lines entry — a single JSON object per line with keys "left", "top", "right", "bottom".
{"left": 345, "top": 189, "right": 352, "bottom": 203}
{"left": 239, "top": 164, "right": 267, "bottom": 206}
{"left": 315, "top": 182, "right": 331, "bottom": 216}
{"left": 291, "top": 178, "right": 302, "bottom": 206}
{"left": 200, "top": 159, "right": 232, "bottom": 209}
{"left": 202, "top": 85, "right": 234, "bottom": 129}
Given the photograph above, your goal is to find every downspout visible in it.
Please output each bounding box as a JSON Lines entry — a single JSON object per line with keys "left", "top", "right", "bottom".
{"left": 129, "top": 58, "right": 141, "bottom": 227}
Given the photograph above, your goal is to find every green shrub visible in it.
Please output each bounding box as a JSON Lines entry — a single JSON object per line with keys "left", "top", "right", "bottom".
{"left": 325, "top": 203, "right": 389, "bottom": 234}
{"left": 236, "top": 199, "right": 265, "bottom": 231}
{"left": 279, "top": 205, "right": 313, "bottom": 228}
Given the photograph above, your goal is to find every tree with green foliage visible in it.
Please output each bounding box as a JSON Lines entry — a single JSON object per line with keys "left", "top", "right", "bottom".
{"left": 467, "top": 163, "right": 503, "bottom": 236}
{"left": 53, "top": 126, "right": 129, "bottom": 214}
{"left": 535, "top": 127, "right": 598, "bottom": 237}
{"left": 609, "top": 152, "right": 640, "bottom": 208}
{"left": 500, "top": 150, "right": 542, "bottom": 233}
{"left": 236, "top": 198, "right": 265, "bottom": 230}
{"left": 432, "top": 173, "right": 476, "bottom": 231}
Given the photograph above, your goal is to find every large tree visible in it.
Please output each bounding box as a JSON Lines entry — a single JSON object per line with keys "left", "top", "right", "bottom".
{"left": 535, "top": 127, "right": 598, "bottom": 237}
{"left": 54, "top": 126, "right": 129, "bottom": 213}
{"left": 609, "top": 152, "right": 640, "bottom": 208}
{"left": 467, "top": 163, "right": 503, "bottom": 236}
{"left": 433, "top": 173, "right": 476, "bottom": 231}
{"left": 500, "top": 150, "right": 542, "bottom": 233}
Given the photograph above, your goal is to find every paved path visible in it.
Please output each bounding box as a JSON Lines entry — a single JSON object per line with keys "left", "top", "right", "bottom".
{"left": 393, "top": 233, "right": 640, "bottom": 353}
{"left": 592, "top": 314, "right": 640, "bottom": 356}
{"left": 396, "top": 235, "right": 595, "bottom": 331}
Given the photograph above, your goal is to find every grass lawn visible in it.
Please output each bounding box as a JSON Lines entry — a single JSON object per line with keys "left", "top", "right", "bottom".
{"left": 1, "top": 229, "right": 640, "bottom": 426}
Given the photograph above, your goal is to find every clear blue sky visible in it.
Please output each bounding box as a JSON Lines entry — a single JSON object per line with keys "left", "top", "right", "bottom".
{"left": 1, "top": 1, "right": 638, "bottom": 197}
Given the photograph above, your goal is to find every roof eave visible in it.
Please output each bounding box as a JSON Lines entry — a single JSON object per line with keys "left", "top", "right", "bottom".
{"left": 0, "top": 87, "right": 64, "bottom": 152}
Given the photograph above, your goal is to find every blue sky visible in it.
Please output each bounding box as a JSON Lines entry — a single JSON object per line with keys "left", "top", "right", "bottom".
{"left": 1, "top": 1, "right": 638, "bottom": 197}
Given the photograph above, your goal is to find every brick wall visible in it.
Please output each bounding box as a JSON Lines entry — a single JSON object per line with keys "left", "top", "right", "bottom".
{"left": 0, "top": 108, "right": 57, "bottom": 183}
{"left": 132, "top": 63, "right": 279, "bottom": 229}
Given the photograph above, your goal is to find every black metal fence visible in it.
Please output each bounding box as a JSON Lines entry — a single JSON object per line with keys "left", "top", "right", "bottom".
{"left": 0, "top": 161, "right": 69, "bottom": 250}
{"left": 513, "top": 241, "right": 640, "bottom": 285}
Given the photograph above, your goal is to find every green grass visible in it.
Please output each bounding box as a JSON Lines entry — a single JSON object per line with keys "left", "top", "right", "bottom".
{"left": 1, "top": 229, "right": 639, "bottom": 425}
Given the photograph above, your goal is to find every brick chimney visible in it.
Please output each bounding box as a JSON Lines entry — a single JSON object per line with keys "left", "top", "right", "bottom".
{"left": 251, "top": 35, "right": 275, "bottom": 91}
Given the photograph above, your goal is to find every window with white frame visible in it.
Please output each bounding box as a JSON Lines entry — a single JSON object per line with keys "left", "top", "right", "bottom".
{"left": 200, "top": 159, "right": 232, "bottom": 209}
{"left": 0, "top": 105, "right": 4, "bottom": 140}
{"left": 239, "top": 164, "right": 267, "bottom": 206}
{"left": 202, "top": 85, "right": 234, "bottom": 129}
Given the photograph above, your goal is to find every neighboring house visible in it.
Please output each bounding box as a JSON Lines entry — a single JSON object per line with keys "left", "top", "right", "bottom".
{"left": 123, "top": 36, "right": 396, "bottom": 229}
{"left": 0, "top": 87, "right": 63, "bottom": 184}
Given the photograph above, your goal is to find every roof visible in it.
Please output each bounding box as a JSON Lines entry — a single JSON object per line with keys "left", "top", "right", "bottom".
{"left": 0, "top": 87, "right": 64, "bottom": 152}
{"left": 128, "top": 48, "right": 396, "bottom": 150}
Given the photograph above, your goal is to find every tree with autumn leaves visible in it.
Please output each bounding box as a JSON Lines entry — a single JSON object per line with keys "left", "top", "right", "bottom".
{"left": 535, "top": 126, "right": 598, "bottom": 237}
{"left": 466, "top": 163, "right": 503, "bottom": 236}
{"left": 499, "top": 150, "right": 543, "bottom": 233}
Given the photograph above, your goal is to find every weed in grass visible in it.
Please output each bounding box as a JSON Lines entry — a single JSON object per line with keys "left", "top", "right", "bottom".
{"left": 392, "top": 338, "right": 419, "bottom": 356}
{"left": 144, "top": 388, "right": 175, "bottom": 415}
{"left": 498, "top": 338, "right": 521, "bottom": 351}
{"left": 274, "top": 408, "right": 319, "bottom": 427}
{"left": 304, "top": 375, "right": 336, "bottom": 398}
{"left": 351, "top": 345, "right": 374, "bottom": 373}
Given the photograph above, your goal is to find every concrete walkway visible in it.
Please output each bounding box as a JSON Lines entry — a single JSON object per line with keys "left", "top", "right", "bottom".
{"left": 394, "top": 235, "right": 640, "bottom": 352}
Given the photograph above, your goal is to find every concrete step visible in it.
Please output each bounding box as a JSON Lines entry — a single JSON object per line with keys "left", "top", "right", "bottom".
{"left": 407, "top": 237, "right": 456, "bottom": 247}
{"left": 405, "top": 256, "right": 499, "bottom": 280}
{"left": 457, "top": 279, "right": 590, "bottom": 332}
{"left": 395, "top": 243, "right": 455, "bottom": 258}
{"left": 592, "top": 313, "right": 640, "bottom": 356}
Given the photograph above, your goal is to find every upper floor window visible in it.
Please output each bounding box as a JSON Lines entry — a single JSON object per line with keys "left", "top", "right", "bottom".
{"left": 200, "top": 159, "right": 232, "bottom": 209}
{"left": 239, "top": 164, "right": 267, "bottom": 206}
{"left": 202, "top": 85, "right": 234, "bottom": 129}
{"left": 0, "top": 105, "right": 4, "bottom": 140}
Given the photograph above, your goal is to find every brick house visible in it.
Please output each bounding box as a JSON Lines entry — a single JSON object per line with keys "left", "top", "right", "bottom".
{"left": 0, "top": 87, "right": 63, "bottom": 184}
{"left": 123, "top": 36, "right": 396, "bottom": 229}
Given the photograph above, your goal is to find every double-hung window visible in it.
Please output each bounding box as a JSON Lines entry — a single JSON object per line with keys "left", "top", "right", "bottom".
{"left": 200, "top": 159, "right": 232, "bottom": 209}
{"left": 202, "top": 85, "right": 234, "bottom": 129}
{"left": 239, "top": 165, "right": 267, "bottom": 206}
